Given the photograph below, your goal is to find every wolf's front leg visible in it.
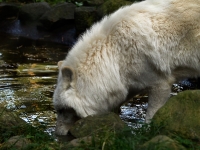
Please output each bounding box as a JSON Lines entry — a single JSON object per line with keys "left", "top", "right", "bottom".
{"left": 145, "top": 81, "right": 172, "bottom": 123}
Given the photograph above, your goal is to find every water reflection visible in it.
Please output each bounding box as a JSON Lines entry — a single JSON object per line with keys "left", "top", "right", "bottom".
{"left": 0, "top": 64, "right": 58, "bottom": 134}
{"left": 120, "top": 79, "right": 199, "bottom": 128}
{"left": 0, "top": 38, "right": 69, "bottom": 134}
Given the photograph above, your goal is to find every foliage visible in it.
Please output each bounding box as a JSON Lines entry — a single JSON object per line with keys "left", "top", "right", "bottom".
{"left": 0, "top": 124, "right": 58, "bottom": 150}
{"left": 0, "top": 108, "right": 58, "bottom": 150}
{"left": 65, "top": 122, "right": 197, "bottom": 150}
{"left": 66, "top": 0, "right": 84, "bottom": 7}
{"left": 0, "top": 108, "right": 199, "bottom": 150}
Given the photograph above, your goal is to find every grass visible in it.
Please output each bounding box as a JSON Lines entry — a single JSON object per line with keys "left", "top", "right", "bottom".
{"left": 0, "top": 107, "right": 199, "bottom": 150}
{"left": 0, "top": 124, "right": 58, "bottom": 150}
{"left": 1, "top": 121, "right": 200, "bottom": 150}
{"left": 0, "top": 106, "right": 59, "bottom": 150}
{"left": 66, "top": 122, "right": 200, "bottom": 150}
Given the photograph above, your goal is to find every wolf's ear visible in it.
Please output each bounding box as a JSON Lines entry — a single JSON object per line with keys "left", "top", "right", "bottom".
{"left": 57, "top": 61, "right": 63, "bottom": 69}
{"left": 61, "top": 67, "right": 74, "bottom": 82}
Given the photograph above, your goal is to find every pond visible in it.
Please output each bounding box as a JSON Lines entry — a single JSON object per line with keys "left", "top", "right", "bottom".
{"left": 0, "top": 33, "right": 69, "bottom": 135}
{"left": 0, "top": 32, "right": 199, "bottom": 135}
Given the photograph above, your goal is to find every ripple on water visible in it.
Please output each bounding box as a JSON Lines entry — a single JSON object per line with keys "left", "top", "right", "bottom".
{"left": 0, "top": 47, "right": 60, "bottom": 134}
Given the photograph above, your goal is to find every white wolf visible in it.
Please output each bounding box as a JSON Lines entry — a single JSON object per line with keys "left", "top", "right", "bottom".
{"left": 53, "top": 0, "right": 200, "bottom": 135}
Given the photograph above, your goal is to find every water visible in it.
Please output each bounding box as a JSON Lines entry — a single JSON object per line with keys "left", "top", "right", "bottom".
{"left": 120, "top": 79, "right": 200, "bottom": 128}
{"left": 0, "top": 33, "right": 199, "bottom": 135}
{"left": 0, "top": 34, "right": 69, "bottom": 134}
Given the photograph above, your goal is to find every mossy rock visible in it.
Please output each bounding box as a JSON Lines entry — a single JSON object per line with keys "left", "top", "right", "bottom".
{"left": 140, "top": 135, "right": 186, "bottom": 150}
{"left": 98, "top": 0, "right": 132, "bottom": 16}
{"left": 0, "top": 104, "right": 28, "bottom": 143}
{"left": 69, "top": 112, "right": 126, "bottom": 138}
{"left": 2, "top": 135, "right": 31, "bottom": 149}
{"left": 39, "top": 3, "right": 75, "bottom": 29}
{"left": 152, "top": 90, "right": 200, "bottom": 140}
{"left": 19, "top": 2, "right": 51, "bottom": 22}
{"left": 72, "top": 0, "right": 105, "bottom": 6}
{"left": 0, "top": 3, "right": 20, "bottom": 21}
{"left": 0, "top": 106, "right": 26, "bottom": 126}
{"left": 75, "top": 7, "right": 99, "bottom": 34}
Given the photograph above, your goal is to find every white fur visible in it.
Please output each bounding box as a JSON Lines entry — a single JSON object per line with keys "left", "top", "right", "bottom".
{"left": 53, "top": 0, "right": 200, "bottom": 135}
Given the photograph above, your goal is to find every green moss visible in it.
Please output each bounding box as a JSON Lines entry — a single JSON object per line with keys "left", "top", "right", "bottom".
{"left": 69, "top": 112, "right": 125, "bottom": 138}
{"left": 99, "top": 0, "right": 132, "bottom": 15}
{"left": 140, "top": 135, "right": 186, "bottom": 150}
{"left": 153, "top": 90, "right": 200, "bottom": 140}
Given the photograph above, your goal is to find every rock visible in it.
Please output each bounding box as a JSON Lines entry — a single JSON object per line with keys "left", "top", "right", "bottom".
{"left": 73, "top": 0, "right": 105, "bottom": 6}
{"left": 75, "top": 7, "right": 99, "bottom": 34}
{"left": 86, "top": 0, "right": 105, "bottom": 6}
{"left": 140, "top": 135, "right": 186, "bottom": 150}
{"left": 0, "top": 1, "right": 137, "bottom": 46}
{"left": 3, "top": 135, "right": 30, "bottom": 149}
{"left": 0, "top": 1, "right": 134, "bottom": 45}
{"left": 0, "top": 104, "right": 27, "bottom": 128}
{"left": 0, "top": 3, "right": 20, "bottom": 22}
{"left": 0, "top": 103, "right": 30, "bottom": 142}
{"left": 39, "top": 3, "right": 75, "bottom": 29}
{"left": 69, "top": 112, "right": 126, "bottom": 138}
{"left": 19, "top": 2, "right": 51, "bottom": 22}
{"left": 68, "top": 136, "right": 92, "bottom": 147}
{"left": 97, "top": 0, "right": 132, "bottom": 16}
{"left": 152, "top": 90, "right": 200, "bottom": 140}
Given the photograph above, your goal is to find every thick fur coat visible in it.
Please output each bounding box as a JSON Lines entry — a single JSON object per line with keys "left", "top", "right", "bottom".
{"left": 53, "top": 0, "right": 200, "bottom": 135}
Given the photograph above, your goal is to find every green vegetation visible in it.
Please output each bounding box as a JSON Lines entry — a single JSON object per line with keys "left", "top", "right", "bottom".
{"left": 0, "top": 107, "right": 59, "bottom": 150}
{"left": 0, "top": 108, "right": 199, "bottom": 150}
{"left": 0, "top": 125, "right": 56, "bottom": 150}
{"left": 67, "top": 123, "right": 199, "bottom": 150}
{"left": 153, "top": 90, "right": 200, "bottom": 141}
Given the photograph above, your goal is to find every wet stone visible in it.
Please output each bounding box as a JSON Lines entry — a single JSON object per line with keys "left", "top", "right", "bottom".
{"left": 3, "top": 135, "right": 30, "bottom": 149}
{"left": 153, "top": 90, "right": 200, "bottom": 140}
{"left": 19, "top": 2, "right": 51, "bottom": 22}
{"left": 39, "top": 3, "right": 75, "bottom": 29}
{"left": 0, "top": 3, "right": 20, "bottom": 21}
{"left": 140, "top": 135, "right": 186, "bottom": 150}
{"left": 69, "top": 112, "right": 126, "bottom": 138}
